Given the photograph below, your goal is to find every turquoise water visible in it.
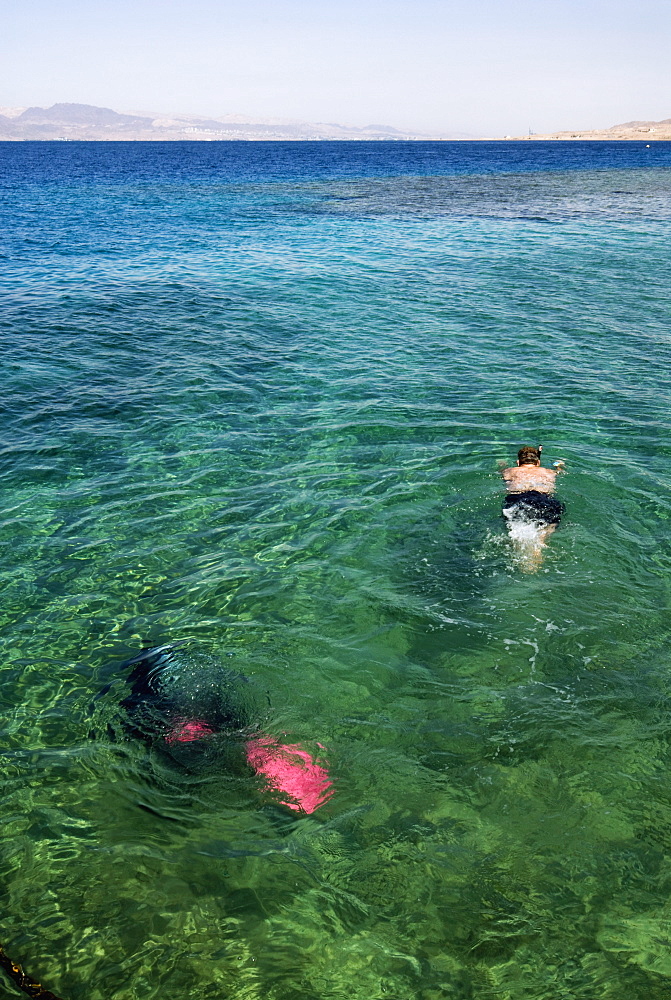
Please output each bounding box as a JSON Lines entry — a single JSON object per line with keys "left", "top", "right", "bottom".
{"left": 2, "top": 140, "right": 671, "bottom": 999}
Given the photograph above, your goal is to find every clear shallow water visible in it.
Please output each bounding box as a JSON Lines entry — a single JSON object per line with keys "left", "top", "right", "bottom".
{"left": 2, "top": 140, "right": 671, "bottom": 999}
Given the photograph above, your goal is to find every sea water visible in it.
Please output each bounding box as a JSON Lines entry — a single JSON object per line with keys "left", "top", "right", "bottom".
{"left": 2, "top": 140, "right": 671, "bottom": 999}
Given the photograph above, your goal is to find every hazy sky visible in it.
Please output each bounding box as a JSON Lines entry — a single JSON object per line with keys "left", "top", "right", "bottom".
{"left": 2, "top": 0, "right": 669, "bottom": 135}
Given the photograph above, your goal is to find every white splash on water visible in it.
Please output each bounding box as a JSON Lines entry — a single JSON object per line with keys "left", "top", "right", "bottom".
{"left": 501, "top": 506, "right": 551, "bottom": 573}
{"left": 503, "top": 636, "right": 540, "bottom": 674}
{"left": 476, "top": 512, "right": 552, "bottom": 574}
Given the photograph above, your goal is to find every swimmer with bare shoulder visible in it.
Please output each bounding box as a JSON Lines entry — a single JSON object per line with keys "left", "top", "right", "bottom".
{"left": 499, "top": 445, "right": 565, "bottom": 571}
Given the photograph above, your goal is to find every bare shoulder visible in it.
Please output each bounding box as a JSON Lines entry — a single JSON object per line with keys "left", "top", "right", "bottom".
{"left": 502, "top": 464, "right": 559, "bottom": 492}
{"left": 502, "top": 466, "right": 532, "bottom": 489}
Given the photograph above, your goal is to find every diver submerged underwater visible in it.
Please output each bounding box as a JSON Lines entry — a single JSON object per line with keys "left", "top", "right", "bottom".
{"left": 119, "top": 644, "right": 333, "bottom": 815}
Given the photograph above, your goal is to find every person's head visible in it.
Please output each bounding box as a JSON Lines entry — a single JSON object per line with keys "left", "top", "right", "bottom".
{"left": 517, "top": 445, "right": 542, "bottom": 466}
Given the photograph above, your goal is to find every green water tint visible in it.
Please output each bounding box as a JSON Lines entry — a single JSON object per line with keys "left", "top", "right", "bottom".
{"left": 2, "top": 162, "right": 671, "bottom": 998}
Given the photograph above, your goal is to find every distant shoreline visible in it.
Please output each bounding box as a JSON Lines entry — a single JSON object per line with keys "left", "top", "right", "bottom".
{"left": 490, "top": 122, "right": 671, "bottom": 142}
{"left": 1, "top": 137, "right": 670, "bottom": 143}
{"left": 1, "top": 103, "right": 670, "bottom": 142}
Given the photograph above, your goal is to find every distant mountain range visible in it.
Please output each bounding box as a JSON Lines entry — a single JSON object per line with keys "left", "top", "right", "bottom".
{"left": 2, "top": 103, "right": 668, "bottom": 142}
{"left": 0, "top": 102, "right": 468, "bottom": 141}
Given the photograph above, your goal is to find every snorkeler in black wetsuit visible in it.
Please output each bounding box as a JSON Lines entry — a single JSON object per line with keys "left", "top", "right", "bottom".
{"left": 119, "top": 644, "right": 333, "bottom": 814}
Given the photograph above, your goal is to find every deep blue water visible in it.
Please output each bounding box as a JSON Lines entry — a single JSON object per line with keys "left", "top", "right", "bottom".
{"left": 2, "top": 140, "right": 671, "bottom": 1000}
{"left": 3, "top": 138, "right": 670, "bottom": 184}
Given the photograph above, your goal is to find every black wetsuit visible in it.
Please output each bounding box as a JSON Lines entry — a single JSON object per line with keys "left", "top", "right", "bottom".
{"left": 118, "top": 645, "right": 263, "bottom": 772}
{"left": 502, "top": 490, "right": 564, "bottom": 527}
